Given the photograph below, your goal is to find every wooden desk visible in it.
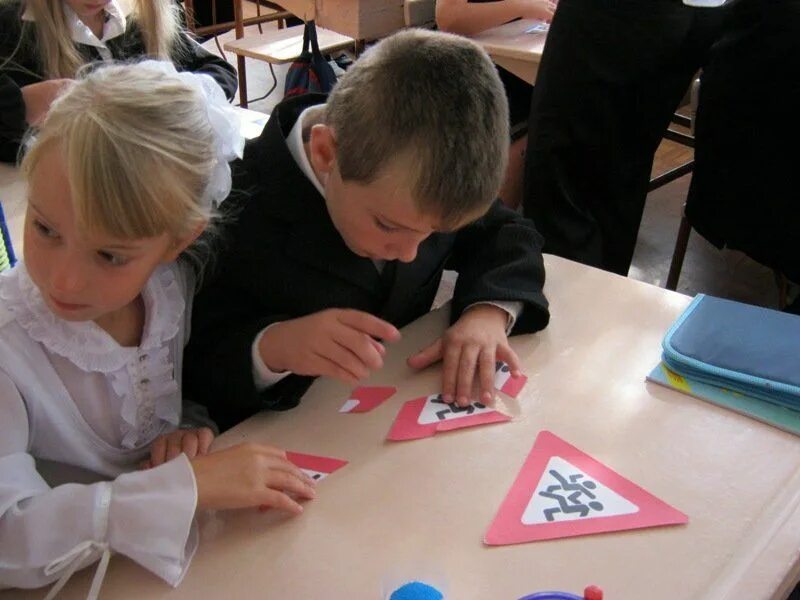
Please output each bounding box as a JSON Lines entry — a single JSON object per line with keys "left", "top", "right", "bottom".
{"left": 273, "top": 0, "right": 406, "bottom": 41}
{"left": 472, "top": 19, "right": 548, "bottom": 85}
{"left": 4, "top": 256, "right": 800, "bottom": 599}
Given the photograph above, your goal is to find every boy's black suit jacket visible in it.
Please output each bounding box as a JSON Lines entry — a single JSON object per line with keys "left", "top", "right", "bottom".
{"left": 185, "top": 94, "right": 550, "bottom": 430}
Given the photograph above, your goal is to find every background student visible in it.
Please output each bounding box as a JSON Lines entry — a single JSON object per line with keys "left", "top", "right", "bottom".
{"left": 0, "top": 0, "right": 238, "bottom": 162}
{"left": 522, "top": 0, "right": 800, "bottom": 285}
{"left": 184, "top": 29, "right": 551, "bottom": 431}
{"left": 0, "top": 62, "right": 313, "bottom": 597}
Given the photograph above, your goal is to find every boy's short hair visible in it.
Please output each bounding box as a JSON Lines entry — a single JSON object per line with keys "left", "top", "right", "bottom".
{"left": 324, "top": 29, "right": 509, "bottom": 228}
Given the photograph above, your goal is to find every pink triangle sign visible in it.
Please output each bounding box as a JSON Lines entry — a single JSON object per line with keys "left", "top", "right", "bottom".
{"left": 485, "top": 431, "right": 687, "bottom": 545}
{"left": 387, "top": 394, "right": 511, "bottom": 441}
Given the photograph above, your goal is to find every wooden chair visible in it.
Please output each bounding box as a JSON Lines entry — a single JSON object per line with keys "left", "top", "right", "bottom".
{"left": 225, "top": 2, "right": 354, "bottom": 107}
{"left": 182, "top": 0, "right": 292, "bottom": 62}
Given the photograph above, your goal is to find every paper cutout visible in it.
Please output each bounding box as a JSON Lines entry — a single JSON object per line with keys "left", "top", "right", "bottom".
{"left": 524, "top": 21, "right": 550, "bottom": 34}
{"left": 286, "top": 451, "right": 348, "bottom": 482}
{"left": 485, "top": 431, "right": 687, "bottom": 545}
{"left": 339, "top": 386, "right": 397, "bottom": 413}
{"left": 387, "top": 393, "right": 511, "bottom": 441}
{"left": 494, "top": 361, "right": 528, "bottom": 398}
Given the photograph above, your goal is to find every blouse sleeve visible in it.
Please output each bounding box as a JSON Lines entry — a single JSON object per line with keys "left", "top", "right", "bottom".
{"left": 173, "top": 32, "right": 238, "bottom": 101}
{"left": 0, "top": 369, "right": 199, "bottom": 592}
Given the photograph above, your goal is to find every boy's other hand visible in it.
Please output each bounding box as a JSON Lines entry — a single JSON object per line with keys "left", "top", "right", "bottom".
{"left": 191, "top": 443, "right": 316, "bottom": 512}
{"left": 142, "top": 427, "right": 215, "bottom": 469}
{"left": 407, "top": 304, "right": 522, "bottom": 407}
{"left": 259, "top": 309, "right": 401, "bottom": 385}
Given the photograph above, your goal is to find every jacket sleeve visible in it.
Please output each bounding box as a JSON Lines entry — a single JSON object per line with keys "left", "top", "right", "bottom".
{"left": 0, "top": 3, "right": 39, "bottom": 163}
{"left": 183, "top": 276, "right": 313, "bottom": 432}
{"left": 0, "top": 370, "right": 198, "bottom": 592}
{"left": 447, "top": 200, "right": 550, "bottom": 335}
{"left": 173, "top": 32, "right": 238, "bottom": 101}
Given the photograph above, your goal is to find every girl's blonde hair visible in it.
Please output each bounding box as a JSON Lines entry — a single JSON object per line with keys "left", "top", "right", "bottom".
{"left": 21, "top": 62, "right": 217, "bottom": 243}
{"left": 20, "top": 0, "right": 180, "bottom": 79}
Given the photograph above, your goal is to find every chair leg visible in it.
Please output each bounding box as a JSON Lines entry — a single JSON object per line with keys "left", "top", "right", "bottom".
{"left": 666, "top": 211, "right": 692, "bottom": 291}
{"left": 237, "top": 55, "right": 248, "bottom": 108}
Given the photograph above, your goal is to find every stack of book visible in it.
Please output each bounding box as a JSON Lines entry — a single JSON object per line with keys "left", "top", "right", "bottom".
{"left": 647, "top": 294, "right": 800, "bottom": 436}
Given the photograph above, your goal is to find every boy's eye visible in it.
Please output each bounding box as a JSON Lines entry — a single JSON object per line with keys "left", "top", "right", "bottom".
{"left": 374, "top": 217, "right": 397, "bottom": 232}
{"left": 33, "top": 219, "right": 58, "bottom": 239}
{"left": 97, "top": 250, "right": 128, "bottom": 266}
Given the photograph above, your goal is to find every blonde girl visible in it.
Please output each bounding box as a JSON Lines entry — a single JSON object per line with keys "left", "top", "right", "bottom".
{"left": 0, "top": 0, "right": 237, "bottom": 161}
{"left": 0, "top": 62, "right": 314, "bottom": 598}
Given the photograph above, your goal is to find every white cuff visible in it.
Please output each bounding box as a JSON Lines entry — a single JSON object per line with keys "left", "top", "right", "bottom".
{"left": 252, "top": 325, "right": 292, "bottom": 391}
{"left": 464, "top": 301, "right": 523, "bottom": 334}
{"left": 106, "top": 454, "right": 198, "bottom": 586}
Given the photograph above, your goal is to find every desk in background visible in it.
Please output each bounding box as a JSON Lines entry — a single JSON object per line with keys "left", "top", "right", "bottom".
{"left": 472, "top": 19, "right": 548, "bottom": 85}
{"left": 10, "top": 255, "right": 799, "bottom": 599}
{"left": 272, "top": 0, "right": 407, "bottom": 41}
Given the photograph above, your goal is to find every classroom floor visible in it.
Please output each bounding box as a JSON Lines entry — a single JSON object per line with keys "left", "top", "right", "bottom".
{"left": 0, "top": 10, "right": 782, "bottom": 311}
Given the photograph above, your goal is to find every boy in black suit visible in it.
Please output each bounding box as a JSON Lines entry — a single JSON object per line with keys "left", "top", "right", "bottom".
{"left": 185, "top": 29, "right": 550, "bottom": 430}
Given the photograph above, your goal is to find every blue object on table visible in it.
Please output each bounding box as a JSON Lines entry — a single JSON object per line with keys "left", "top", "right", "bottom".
{"left": 662, "top": 294, "right": 800, "bottom": 410}
{"left": 389, "top": 581, "right": 443, "bottom": 600}
{"left": 0, "top": 201, "right": 16, "bottom": 272}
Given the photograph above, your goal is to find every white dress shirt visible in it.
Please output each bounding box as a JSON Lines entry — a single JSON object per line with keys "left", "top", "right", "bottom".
{"left": 22, "top": 0, "right": 131, "bottom": 61}
{"left": 0, "top": 261, "right": 201, "bottom": 595}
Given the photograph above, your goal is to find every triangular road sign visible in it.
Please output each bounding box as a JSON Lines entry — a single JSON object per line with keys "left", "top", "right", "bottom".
{"left": 485, "top": 431, "right": 687, "bottom": 545}
{"left": 387, "top": 394, "right": 511, "bottom": 441}
{"left": 286, "top": 451, "right": 348, "bottom": 482}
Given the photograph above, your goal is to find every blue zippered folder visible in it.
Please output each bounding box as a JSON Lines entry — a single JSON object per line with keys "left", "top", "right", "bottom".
{"left": 662, "top": 294, "right": 800, "bottom": 411}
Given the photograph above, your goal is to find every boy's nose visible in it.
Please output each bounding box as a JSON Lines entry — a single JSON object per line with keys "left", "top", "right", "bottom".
{"left": 394, "top": 241, "right": 419, "bottom": 263}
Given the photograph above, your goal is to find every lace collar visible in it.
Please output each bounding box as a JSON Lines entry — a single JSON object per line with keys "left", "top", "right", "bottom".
{"left": 0, "top": 263, "right": 185, "bottom": 373}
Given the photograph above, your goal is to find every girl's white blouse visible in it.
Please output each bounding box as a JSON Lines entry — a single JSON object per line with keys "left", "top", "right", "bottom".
{"left": 0, "top": 261, "right": 202, "bottom": 593}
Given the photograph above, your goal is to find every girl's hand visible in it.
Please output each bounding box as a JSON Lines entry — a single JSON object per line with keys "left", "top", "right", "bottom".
{"left": 20, "top": 79, "right": 72, "bottom": 126}
{"left": 522, "top": 0, "right": 557, "bottom": 22}
{"left": 191, "top": 443, "right": 316, "bottom": 513}
{"left": 143, "top": 427, "right": 215, "bottom": 469}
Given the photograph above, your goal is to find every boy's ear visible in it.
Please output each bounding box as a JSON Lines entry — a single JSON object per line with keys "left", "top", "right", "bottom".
{"left": 162, "top": 221, "right": 206, "bottom": 263}
{"left": 308, "top": 124, "right": 338, "bottom": 177}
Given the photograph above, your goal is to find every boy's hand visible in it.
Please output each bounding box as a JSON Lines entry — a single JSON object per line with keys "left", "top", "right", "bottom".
{"left": 407, "top": 304, "right": 522, "bottom": 407}
{"left": 191, "top": 443, "right": 316, "bottom": 512}
{"left": 258, "top": 309, "right": 401, "bottom": 385}
{"left": 142, "top": 427, "right": 215, "bottom": 469}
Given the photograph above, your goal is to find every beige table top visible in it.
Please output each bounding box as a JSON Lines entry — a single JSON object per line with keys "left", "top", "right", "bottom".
{"left": 472, "top": 19, "right": 548, "bottom": 85}
{"left": 3, "top": 255, "right": 800, "bottom": 599}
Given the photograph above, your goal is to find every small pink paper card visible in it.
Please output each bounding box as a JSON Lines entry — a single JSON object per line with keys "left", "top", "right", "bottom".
{"left": 339, "top": 386, "right": 397, "bottom": 413}
{"left": 485, "top": 431, "right": 687, "bottom": 545}
{"left": 286, "top": 451, "right": 348, "bottom": 482}
{"left": 387, "top": 393, "right": 511, "bottom": 441}
{"left": 494, "top": 361, "right": 527, "bottom": 398}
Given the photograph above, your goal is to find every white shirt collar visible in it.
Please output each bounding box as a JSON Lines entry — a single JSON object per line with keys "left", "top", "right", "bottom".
{"left": 286, "top": 105, "right": 326, "bottom": 198}
{"left": 22, "top": 0, "right": 129, "bottom": 51}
